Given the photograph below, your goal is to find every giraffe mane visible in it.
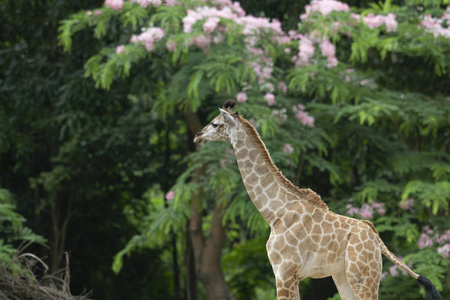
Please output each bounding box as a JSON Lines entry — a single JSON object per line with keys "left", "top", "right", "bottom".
{"left": 233, "top": 113, "right": 329, "bottom": 211}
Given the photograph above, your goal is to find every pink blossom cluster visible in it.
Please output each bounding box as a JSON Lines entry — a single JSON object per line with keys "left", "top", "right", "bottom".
{"left": 283, "top": 143, "right": 294, "bottom": 154}
{"left": 292, "top": 34, "right": 338, "bottom": 68}
{"left": 319, "top": 39, "right": 338, "bottom": 68}
{"left": 278, "top": 81, "right": 288, "bottom": 94}
{"left": 417, "top": 227, "right": 450, "bottom": 255}
{"left": 398, "top": 197, "right": 415, "bottom": 210}
{"left": 213, "top": 0, "right": 246, "bottom": 16}
{"left": 182, "top": 2, "right": 286, "bottom": 46}
{"left": 116, "top": 45, "right": 126, "bottom": 54}
{"left": 264, "top": 93, "right": 275, "bottom": 106}
{"left": 86, "top": 10, "right": 102, "bottom": 16}
{"left": 183, "top": 6, "right": 241, "bottom": 33}
{"left": 130, "top": 27, "right": 165, "bottom": 51}
{"left": 105, "top": 0, "right": 124, "bottom": 10}
{"left": 130, "top": 0, "right": 178, "bottom": 8}
{"left": 417, "top": 232, "right": 434, "bottom": 249}
{"left": 437, "top": 244, "right": 450, "bottom": 258}
{"left": 346, "top": 202, "right": 385, "bottom": 220}
{"left": 438, "top": 229, "right": 450, "bottom": 244}
{"left": 166, "top": 40, "right": 177, "bottom": 51}
{"left": 300, "top": 0, "right": 398, "bottom": 34}
{"left": 295, "top": 35, "right": 315, "bottom": 66}
{"left": 237, "top": 16, "right": 283, "bottom": 36}
{"left": 419, "top": 9, "right": 450, "bottom": 38}
{"left": 236, "top": 91, "right": 248, "bottom": 103}
{"left": 273, "top": 108, "right": 288, "bottom": 122}
{"left": 292, "top": 103, "right": 315, "bottom": 126}
{"left": 384, "top": 256, "right": 411, "bottom": 280}
{"left": 165, "top": 190, "right": 175, "bottom": 201}
{"left": 159, "top": 1, "right": 286, "bottom": 87}
{"left": 249, "top": 51, "right": 274, "bottom": 85}
{"left": 361, "top": 13, "right": 398, "bottom": 32}
{"left": 300, "top": 0, "right": 350, "bottom": 20}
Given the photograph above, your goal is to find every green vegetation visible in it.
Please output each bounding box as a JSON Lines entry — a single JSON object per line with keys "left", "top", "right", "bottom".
{"left": 1, "top": 0, "right": 449, "bottom": 299}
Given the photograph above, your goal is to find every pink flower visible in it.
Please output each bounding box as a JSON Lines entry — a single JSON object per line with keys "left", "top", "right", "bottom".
{"left": 419, "top": 14, "right": 450, "bottom": 38}
{"left": 278, "top": 81, "right": 288, "bottom": 94}
{"left": 165, "top": 190, "right": 175, "bottom": 201}
{"left": 327, "top": 56, "right": 339, "bottom": 68}
{"left": 437, "top": 244, "right": 450, "bottom": 258}
{"left": 192, "top": 34, "right": 211, "bottom": 50}
{"left": 380, "top": 271, "right": 388, "bottom": 282}
{"left": 347, "top": 207, "right": 359, "bottom": 216}
{"left": 363, "top": 13, "right": 398, "bottom": 32}
{"left": 363, "top": 13, "right": 385, "bottom": 29}
{"left": 105, "top": 0, "right": 124, "bottom": 10}
{"left": 384, "top": 13, "right": 398, "bottom": 32}
{"left": 359, "top": 204, "right": 373, "bottom": 219}
{"left": 264, "top": 93, "right": 275, "bottom": 106}
{"left": 389, "top": 265, "right": 399, "bottom": 277}
{"left": 418, "top": 233, "right": 434, "bottom": 249}
{"left": 438, "top": 230, "right": 450, "bottom": 244}
{"left": 203, "top": 17, "right": 220, "bottom": 33}
{"left": 377, "top": 208, "right": 386, "bottom": 216}
{"left": 131, "top": 0, "right": 164, "bottom": 7}
{"left": 320, "top": 40, "right": 335, "bottom": 57}
{"left": 262, "top": 82, "right": 274, "bottom": 93}
{"left": 236, "top": 92, "right": 247, "bottom": 103}
{"left": 166, "top": 40, "right": 177, "bottom": 51}
{"left": 399, "top": 198, "right": 415, "bottom": 210}
{"left": 297, "top": 35, "right": 315, "bottom": 66}
{"left": 301, "top": 115, "right": 315, "bottom": 126}
{"left": 372, "top": 202, "right": 385, "bottom": 215}
{"left": 165, "top": 0, "right": 178, "bottom": 6}
{"left": 131, "top": 27, "right": 165, "bottom": 51}
{"left": 292, "top": 103, "right": 314, "bottom": 127}
{"left": 301, "top": 0, "right": 349, "bottom": 19}
{"left": 115, "top": 45, "right": 125, "bottom": 54}
{"left": 283, "top": 143, "right": 294, "bottom": 154}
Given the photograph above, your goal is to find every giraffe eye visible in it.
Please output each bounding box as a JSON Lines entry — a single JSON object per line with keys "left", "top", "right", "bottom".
{"left": 211, "top": 123, "right": 219, "bottom": 128}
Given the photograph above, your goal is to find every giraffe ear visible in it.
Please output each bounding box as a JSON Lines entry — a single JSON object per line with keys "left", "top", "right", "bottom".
{"left": 219, "top": 108, "right": 237, "bottom": 127}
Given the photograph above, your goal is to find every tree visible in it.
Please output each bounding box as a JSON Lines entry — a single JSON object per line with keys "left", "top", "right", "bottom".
{"left": 44, "top": 0, "right": 450, "bottom": 298}
{"left": 1, "top": 0, "right": 176, "bottom": 298}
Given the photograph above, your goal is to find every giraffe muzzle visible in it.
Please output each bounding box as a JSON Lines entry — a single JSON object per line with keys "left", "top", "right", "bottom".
{"left": 193, "top": 132, "right": 204, "bottom": 143}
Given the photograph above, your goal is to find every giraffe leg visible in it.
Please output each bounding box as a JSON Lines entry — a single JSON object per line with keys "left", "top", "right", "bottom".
{"left": 345, "top": 233, "right": 382, "bottom": 300}
{"left": 275, "top": 276, "right": 299, "bottom": 300}
{"left": 293, "top": 281, "right": 300, "bottom": 300}
{"left": 332, "top": 271, "right": 357, "bottom": 300}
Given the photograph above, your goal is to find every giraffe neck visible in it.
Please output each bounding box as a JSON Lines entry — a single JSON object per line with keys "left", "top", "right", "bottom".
{"left": 230, "top": 121, "right": 289, "bottom": 226}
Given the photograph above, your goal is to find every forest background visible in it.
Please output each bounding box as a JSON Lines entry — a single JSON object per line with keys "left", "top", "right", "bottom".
{"left": 1, "top": 0, "right": 449, "bottom": 299}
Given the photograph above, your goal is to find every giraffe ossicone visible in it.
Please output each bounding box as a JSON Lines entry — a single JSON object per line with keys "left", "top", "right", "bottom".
{"left": 193, "top": 100, "right": 441, "bottom": 300}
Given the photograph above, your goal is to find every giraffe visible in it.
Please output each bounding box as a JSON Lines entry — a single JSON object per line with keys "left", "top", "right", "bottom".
{"left": 193, "top": 100, "right": 442, "bottom": 300}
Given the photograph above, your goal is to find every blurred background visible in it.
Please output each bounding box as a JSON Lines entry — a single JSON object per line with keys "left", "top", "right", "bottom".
{"left": 1, "top": 0, "right": 449, "bottom": 299}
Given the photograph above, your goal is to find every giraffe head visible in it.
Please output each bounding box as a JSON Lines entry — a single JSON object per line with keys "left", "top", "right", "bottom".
{"left": 194, "top": 100, "right": 238, "bottom": 144}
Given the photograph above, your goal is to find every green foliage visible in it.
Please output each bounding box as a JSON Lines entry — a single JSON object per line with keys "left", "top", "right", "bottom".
{"left": 222, "top": 237, "right": 275, "bottom": 299}
{"left": 0, "top": 188, "right": 46, "bottom": 274}
{"left": 112, "top": 186, "right": 188, "bottom": 274}
{"left": 3, "top": 0, "right": 450, "bottom": 299}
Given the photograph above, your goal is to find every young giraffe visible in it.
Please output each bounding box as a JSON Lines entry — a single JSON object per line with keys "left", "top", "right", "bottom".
{"left": 193, "top": 100, "right": 441, "bottom": 300}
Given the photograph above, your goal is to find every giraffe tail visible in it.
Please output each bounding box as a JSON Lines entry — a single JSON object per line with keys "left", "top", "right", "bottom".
{"left": 376, "top": 233, "right": 442, "bottom": 300}
{"left": 417, "top": 275, "right": 442, "bottom": 300}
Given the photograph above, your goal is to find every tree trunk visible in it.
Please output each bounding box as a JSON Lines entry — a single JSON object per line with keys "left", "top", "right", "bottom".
{"left": 185, "top": 110, "right": 236, "bottom": 300}
{"left": 50, "top": 188, "right": 75, "bottom": 274}
{"left": 185, "top": 226, "right": 197, "bottom": 300}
